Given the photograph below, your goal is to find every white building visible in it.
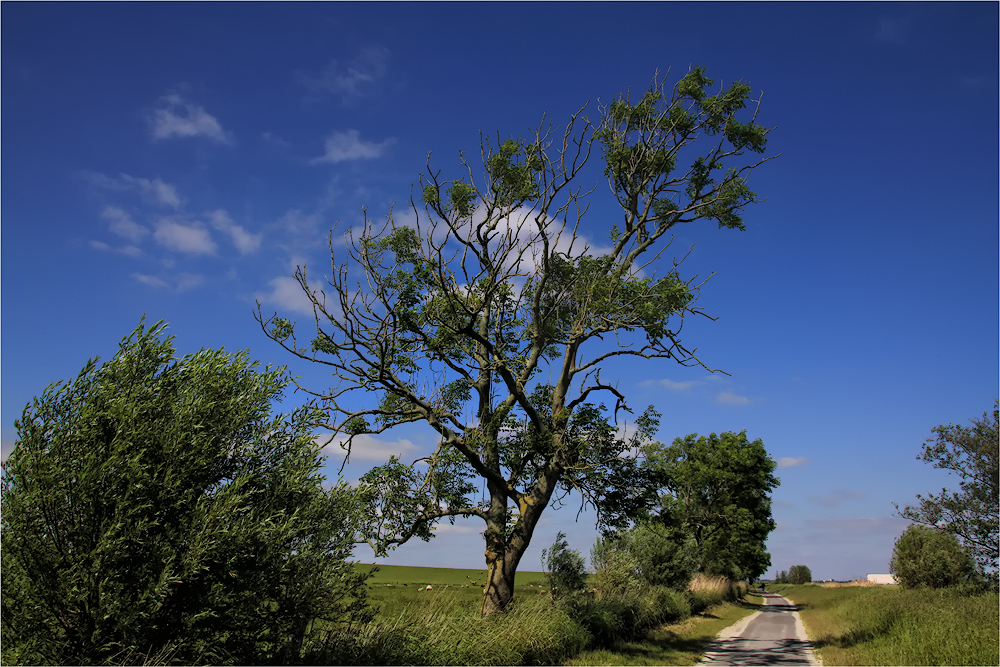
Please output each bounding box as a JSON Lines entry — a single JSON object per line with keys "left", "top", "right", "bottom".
{"left": 866, "top": 573, "right": 897, "bottom": 585}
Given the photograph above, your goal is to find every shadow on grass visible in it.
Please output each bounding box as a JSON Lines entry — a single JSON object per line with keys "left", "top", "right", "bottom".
{"left": 602, "top": 597, "right": 766, "bottom": 660}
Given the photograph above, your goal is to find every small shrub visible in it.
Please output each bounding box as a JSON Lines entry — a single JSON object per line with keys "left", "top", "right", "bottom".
{"left": 542, "top": 531, "right": 588, "bottom": 595}
{"left": 590, "top": 536, "right": 642, "bottom": 598}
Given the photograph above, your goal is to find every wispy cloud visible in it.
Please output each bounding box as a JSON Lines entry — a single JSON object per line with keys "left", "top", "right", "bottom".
{"left": 642, "top": 378, "right": 707, "bottom": 392}
{"left": 83, "top": 171, "right": 182, "bottom": 208}
{"left": 102, "top": 205, "right": 149, "bottom": 243}
{"left": 149, "top": 94, "right": 231, "bottom": 143}
{"left": 90, "top": 240, "right": 142, "bottom": 257}
{"left": 809, "top": 489, "right": 867, "bottom": 507}
{"left": 207, "top": 209, "right": 261, "bottom": 255}
{"left": 133, "top": 272, "right": 203, "bottom": 291}
{"left": 715, "top": 390, "right": 751, "bottom": 405}
{"left": 255, "top": 276, "right": 321, "bottom": 316}
{"left": 777, "top": 456, "right": 809, "bottom": 468}
{"left": 153, "top": 219, "right": 217, "bottom": 255}
{"left": 873, "top": 16, "right": 912, "bottom": 44}
{"left": 319, "top": 433, "right": 421, "bottom": 463}
{"left": 311, "top": 129, "right": 394, "bottom": 164}
{"left": 297, "top": 47, "right": 390, "bottom": 102}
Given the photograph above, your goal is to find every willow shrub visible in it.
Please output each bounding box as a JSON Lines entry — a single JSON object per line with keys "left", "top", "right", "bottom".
{"left": 1, "top": 320, "right": 371, "bottom": 665}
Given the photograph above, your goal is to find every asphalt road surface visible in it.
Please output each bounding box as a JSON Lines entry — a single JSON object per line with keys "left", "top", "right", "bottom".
{"left": 698, "top": 592, "right": 821, "bottom": 666}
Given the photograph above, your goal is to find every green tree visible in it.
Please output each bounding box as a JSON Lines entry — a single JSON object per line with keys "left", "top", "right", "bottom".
{"left": 890, "top": 525, "right": 976, "bottom": 589}
{"left": 257, "top": 67, "right": 774, "bottom": 615}
{"left": 1, "top": 321, "right": 371, "bottom": 665}
{"left": 787, "top": 565, "right": 812, "bottom": 584}
{"left": 541, "top": 531, "right": 588, "bottom": 595}
{"left": 642, "top": 431, "right": 778, "bottom": 582}
{"left": 895, "top": 403, "right": 998, "bottom": 573}
{"left": 775, "top": 570, "right": 788, "bottom": 584}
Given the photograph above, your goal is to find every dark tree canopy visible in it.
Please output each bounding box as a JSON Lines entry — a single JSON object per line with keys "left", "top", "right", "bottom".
{"left": 896, "top": 402, "right": 998, "bottom": 573}
{"left": 642, "top": 431, "right": 778, "bottom": 582}
{"left": 257, "top": 67, "right": 774, "bottom": 615}
{"left": 1, "top": 321, "right": 370, "bottom": 665}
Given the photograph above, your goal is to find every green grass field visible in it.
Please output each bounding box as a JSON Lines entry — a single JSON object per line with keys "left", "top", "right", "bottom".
{"left": 340, "top": 564, "right": 758, "bottom": 666}
{"left": 771, "top": 584, "right": 999, "bottom": 666}
{"left": 355, "top": 563, "right": 552, "bottom": 613}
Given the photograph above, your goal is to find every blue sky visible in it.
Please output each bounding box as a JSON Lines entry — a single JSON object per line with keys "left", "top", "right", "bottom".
{"left": 3, "top": 2, "right": 997, "bottom": 581}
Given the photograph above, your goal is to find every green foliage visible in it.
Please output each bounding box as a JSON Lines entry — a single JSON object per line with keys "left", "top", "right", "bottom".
{"left": 0, "top": 320, "right": 371, "bottom": 665}
{"left": 890, "top": 525, "right": 976, "bottom": 589}
{"left": 775, "top": 570, "right": 789, "bottom": 584}
{"left": 257, "top": 66, "right": 773, "bottom": 615}
{"left": 542, "top": 531, "right": 589, "bottom": 594}
{"left": 896, "top": 402, "right": 998, "bottom": 573}
{"left": 590, "top": 536, "right": 643, "bottom": 598}
{"left": 594, "top": 522, "right": 698, "bottom": 591}
{"left": 642, "top": 431, "right": 778, "bottom": 581}
{"left": 787, "top": 565, "right": 812, "bottom": 585}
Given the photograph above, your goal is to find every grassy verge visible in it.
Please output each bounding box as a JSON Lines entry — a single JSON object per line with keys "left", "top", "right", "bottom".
{"left": 771, "top": 584, "right": 998, "bottom": 666}
{"left": 564, "top": 593, "right": 763, "bottom": 666}
{"left": 305, "top": 566, "right": 756, "bottom": 665}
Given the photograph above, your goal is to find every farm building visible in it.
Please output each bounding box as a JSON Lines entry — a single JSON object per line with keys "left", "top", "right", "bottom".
{"left": 866, "top": 573, "right": 897, "bottom": 585}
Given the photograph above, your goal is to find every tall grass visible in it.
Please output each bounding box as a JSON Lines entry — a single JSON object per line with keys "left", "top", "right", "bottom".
{"left": 305, "top": 571, "right": 750, "bottom": 665}
{"left": 686, "top": 573, "right": 747, "bottom": 613}
{"left": 308, "top": 590, "right": 589, "bottom": 665}
{"left": 775, "top": 584, "right": 998, "bottom": 666}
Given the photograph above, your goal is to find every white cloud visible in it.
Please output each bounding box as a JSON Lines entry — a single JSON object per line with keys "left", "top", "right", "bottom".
{"left": 297, "top": 47, "right": 390, "bottom": 102}
{"left": 715, "top": 390, "right": 751, "bottom": 405}
{"left": 133, "top": 273, "right": 170, "bottom": 289}
{"left": 319, "top": 433, "right": 421, "bottom": 463}
{"left": 278, "top": 208, "right": 324, "bottom": 237}
{"left": 777, "top": 456, "right": 809, "bottom": 468}
{"left": 643, "top": 378, "right": 706, "bottom": 392}
{"left": 133, "top": 272, "right": 203, "bottom": 292}
{"left": 149, "top": 94, "right": 230, "bottom": 143}
{"left": 255, "top": 276, "right": 320, "bottom": 316}
{"left": 84, "top": 171, "right": 182, "bottom": 208}
{"left": 175, "top": 273, "right": 204, "bottom": 291}
{"left": 153, "top": 219, "right": 217, "bottom": 255}
{"left": 207, "top": 209, "right": 261, "bottom": 255}
{"left": 433, "top": 523, "right": 483, "bottom": 536}
{"left": 262, "top": 131, "right": 291, "bottom": 147}
{"left": 311, "top": 130, "right": 394, "bottom": 164}
{"left": 101, "top": 205, "right": 149, "bottom": 243}
{"left": 90, "top": 240, "right": 142, "bottom": 257}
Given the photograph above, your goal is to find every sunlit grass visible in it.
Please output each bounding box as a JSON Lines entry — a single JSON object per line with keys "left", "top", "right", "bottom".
{"left": 773, "top": 584, "right": 998, "bottom": 666}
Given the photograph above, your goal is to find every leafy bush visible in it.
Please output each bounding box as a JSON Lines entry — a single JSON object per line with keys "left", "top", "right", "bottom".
{"left": 622, "top": 522, "right": 699, "bottom": 589}
{"left": 0, "top": 321, "right": 371, "bottom": 665}
{"left": 542, "top": 531, "right": 589, "bottom": 595}
{"left": 590, "top": 534, "right": 643, "bottom": 598}
{"left": 891, "top": 524, "right": 976, "bottom": 589}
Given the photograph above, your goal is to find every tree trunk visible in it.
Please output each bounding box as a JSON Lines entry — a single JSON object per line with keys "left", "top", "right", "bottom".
{"left": 479, "top": 469, "right": 556, "bottom": 616}
{"left": 481, "top": 549, "right": 520, "bottom": 617}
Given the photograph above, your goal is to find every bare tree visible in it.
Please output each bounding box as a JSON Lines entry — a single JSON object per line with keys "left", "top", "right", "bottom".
{"left": 257, "top": 68, "right": 775, "bottom": 615}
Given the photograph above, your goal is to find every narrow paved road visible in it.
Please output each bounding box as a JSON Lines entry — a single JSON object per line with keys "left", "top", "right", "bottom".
{"left": 698, "top": 593, "right": 821, "bottom": 666}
